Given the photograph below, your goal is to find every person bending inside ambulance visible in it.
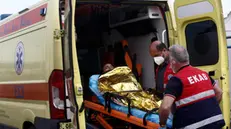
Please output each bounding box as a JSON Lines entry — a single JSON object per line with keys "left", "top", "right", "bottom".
{"left": 149, "top": 39, "right": 174, "bottom": 99}
{"left": 159, "top": 44, "right": 224, "bottom": 129}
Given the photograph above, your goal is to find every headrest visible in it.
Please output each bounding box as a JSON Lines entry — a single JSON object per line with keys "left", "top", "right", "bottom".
{"left": 121, "top": 40, "right": 128, "bottom": 47}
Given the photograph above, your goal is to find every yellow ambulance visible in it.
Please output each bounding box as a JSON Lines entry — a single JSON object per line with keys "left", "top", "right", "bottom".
{"left": 0, "top": 0, "right": 229, "bottom": 129}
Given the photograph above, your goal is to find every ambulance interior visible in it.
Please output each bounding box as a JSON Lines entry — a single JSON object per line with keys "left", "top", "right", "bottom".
{"left": 62, "top": 1, "right": 230, "bottom": 127}
{"left": 72, "top": 3, "right": 170, "bottom": 128}
{"left": 75, "top": 4, "right": 168, "bottom": 94}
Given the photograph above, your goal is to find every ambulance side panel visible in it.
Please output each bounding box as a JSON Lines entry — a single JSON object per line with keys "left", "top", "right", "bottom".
{"left": 0, "top": 0, "right": 62, "bottom": 128}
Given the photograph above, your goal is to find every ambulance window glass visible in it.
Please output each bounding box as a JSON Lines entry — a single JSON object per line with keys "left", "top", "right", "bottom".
{"left": 185, "top": 20, "right": 218, "bottom": 66}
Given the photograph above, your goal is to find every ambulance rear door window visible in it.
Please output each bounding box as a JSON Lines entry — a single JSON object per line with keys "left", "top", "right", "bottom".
{"left": 185, "top": 20, "right": 219, "bottom": 66}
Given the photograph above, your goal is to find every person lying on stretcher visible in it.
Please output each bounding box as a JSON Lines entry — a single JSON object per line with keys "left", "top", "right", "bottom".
{"left": 98, "top": 63, "right": 161, "bottom": 111}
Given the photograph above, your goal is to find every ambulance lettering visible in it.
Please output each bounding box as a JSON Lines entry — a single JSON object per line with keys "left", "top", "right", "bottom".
{"left": 187, "top": 73, "right": 208, "bottom": 84}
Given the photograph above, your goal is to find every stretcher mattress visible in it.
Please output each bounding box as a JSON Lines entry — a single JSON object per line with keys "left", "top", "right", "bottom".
{"left": 89, "top": 75, "right": 173, "bottom": 128}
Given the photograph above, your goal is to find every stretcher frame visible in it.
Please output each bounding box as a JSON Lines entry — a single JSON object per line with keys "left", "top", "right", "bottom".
{"left": 84, "top": 100, "right": 160, "bottom": 129}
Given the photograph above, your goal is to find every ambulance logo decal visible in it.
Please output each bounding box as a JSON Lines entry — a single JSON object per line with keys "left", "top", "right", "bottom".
{"left": 15, "top": 42, "right": 24, "bottom": 75}
{"left": 168, "top": 74, "right": 173, "bottom": 80}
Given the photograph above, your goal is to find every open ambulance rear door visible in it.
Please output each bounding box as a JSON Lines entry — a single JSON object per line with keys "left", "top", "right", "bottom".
{"left": 174, "top": 0, "right": 230, "bottom": 128}
{"left": 62, "top": 0, "right": 86, "bottom": 129}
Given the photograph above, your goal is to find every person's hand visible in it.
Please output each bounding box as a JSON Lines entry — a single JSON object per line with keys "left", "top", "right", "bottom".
{"left": 145, "top": 88, "right": 155, "bottom": 94}
{"left": 158, "top": 126, "right": 167, "bottom": 129}
{"left": 158, "top": 124, "right": 167, "bottom": 129}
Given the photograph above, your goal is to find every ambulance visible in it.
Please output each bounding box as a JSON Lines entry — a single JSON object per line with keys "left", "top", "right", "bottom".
{"left": 0, "top": 0, "right": 229, "bottom": 129}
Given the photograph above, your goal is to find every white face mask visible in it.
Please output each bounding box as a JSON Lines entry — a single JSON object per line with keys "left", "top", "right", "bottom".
{"left": 154, "top": 56, "right": 165, "bottom": 65}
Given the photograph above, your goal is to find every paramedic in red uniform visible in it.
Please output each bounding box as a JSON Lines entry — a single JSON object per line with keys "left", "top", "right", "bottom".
{"left": 149, "top": 39, "right": 174, "bottom": 99}
{"left": 159, "top": 44, "right": 224, "bottom": 129}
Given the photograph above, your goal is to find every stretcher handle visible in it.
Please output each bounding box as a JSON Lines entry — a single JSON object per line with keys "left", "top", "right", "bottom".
{"left": 143, "top": 108, "right": 159, "bottom": 126}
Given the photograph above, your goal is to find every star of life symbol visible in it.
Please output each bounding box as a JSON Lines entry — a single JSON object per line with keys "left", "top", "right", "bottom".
{"left": 15, "top": 42, "right": 24, "bottom": 75}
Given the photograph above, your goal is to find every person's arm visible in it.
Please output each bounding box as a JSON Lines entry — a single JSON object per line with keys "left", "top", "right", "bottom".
{"left": 214, "top": 83, "right": 222, "bottom": 103}
{"left": 159, "top": 96, "right": 175, "bottom": 127}
{"left": 159, "top": 77, "right": 183, "bottom": 127}
{"left": 209, "top": 77, "right": 223, "bottom": 103}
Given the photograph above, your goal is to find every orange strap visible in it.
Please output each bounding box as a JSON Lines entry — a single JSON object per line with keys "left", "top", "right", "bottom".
{"left": 125, "top": 53, "right": 133, "bottom": 70}
{"left": 136, "top": 64, "right": 142, "bottom": 76}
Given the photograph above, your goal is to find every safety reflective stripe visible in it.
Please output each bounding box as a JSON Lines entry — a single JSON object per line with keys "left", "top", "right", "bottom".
{"left": 175, "top": 90, "right": 215, "bottom": 107}
{"left": 182, "top": 114, "right": 223, "bottom": 129}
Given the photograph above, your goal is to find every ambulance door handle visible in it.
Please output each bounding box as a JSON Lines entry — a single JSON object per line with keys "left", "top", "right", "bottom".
{"left": 220, "top": 76, "right": 225, "bottom": 80}
{"left": 162, "top": 29, "right": 166, "bottom": 43}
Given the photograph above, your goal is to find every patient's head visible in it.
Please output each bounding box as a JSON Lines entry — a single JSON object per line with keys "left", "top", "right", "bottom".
{"left": 103, "top": 63, "right": 114, "bottom": 73}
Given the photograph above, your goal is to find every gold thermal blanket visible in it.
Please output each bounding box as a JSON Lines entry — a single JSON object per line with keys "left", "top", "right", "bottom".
{"left": 98, "top": 66, "right": 160, "bottom": 111}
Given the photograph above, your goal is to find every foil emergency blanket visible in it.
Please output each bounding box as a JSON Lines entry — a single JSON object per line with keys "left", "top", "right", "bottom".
{"left": 98, "top": 66, "right": 160, "bottom": 111}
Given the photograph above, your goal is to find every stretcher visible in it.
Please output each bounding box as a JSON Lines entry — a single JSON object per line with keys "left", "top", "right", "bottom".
{"left": 84, "top": 75, "right": 173, "bottom": 129}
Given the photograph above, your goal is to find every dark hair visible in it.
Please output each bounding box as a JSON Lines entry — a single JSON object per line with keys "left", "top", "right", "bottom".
{"left": 151, "top": 37, "right": 158, "bottom": 42}
{"left": 156, "top": 42, "right": 167, "bottom": 51}
{"left": 150, "top": 37, "right": 167, "bottom": 51}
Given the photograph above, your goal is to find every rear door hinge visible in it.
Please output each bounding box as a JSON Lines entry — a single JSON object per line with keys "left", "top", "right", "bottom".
{"left": 54, "top": 29, "right": 65, "bottom": 39}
